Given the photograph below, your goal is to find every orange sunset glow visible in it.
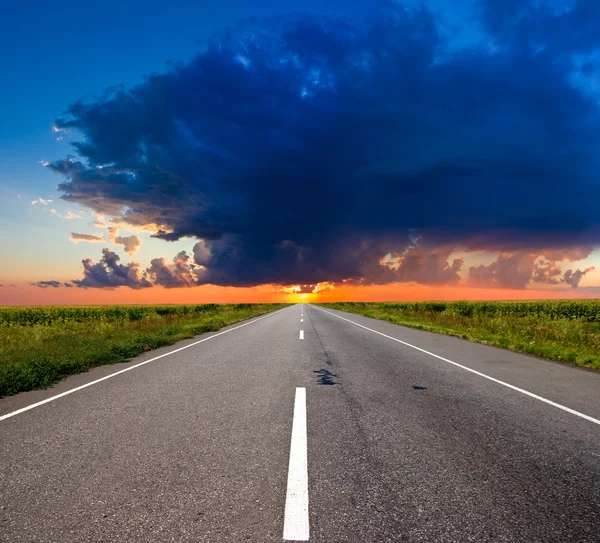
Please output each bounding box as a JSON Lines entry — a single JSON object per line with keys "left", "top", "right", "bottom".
{"left": 3, "top": 281, "right": 599, "bottom": 306}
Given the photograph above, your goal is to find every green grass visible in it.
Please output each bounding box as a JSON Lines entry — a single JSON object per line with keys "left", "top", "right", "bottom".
{"left": 319, "top": 300, "right": 600, "bottom": 371}
{"left": 0, "top": 303, "right": 287, "bottom": 397}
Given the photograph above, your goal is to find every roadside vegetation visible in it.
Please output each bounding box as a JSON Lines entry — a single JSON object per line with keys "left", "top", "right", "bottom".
{"left": 0, "top": 304, "right": 286, "bottom": 397}
{"left": 320, "top": 301, "right": 600, "bottom": 370}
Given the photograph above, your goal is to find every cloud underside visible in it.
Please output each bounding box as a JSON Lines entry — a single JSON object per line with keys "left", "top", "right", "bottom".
{"left": 47, "top": 1, "right": 600, "bottom": 289}
{"left": 64, "top": 245, "right": 594, "bottom": 291}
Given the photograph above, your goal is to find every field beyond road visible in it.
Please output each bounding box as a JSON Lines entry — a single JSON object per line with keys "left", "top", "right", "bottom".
{"left": 0, "top": 303, "right": 286, "bottom": 397}
{"left": 320, "top": 300, "right": 600, "bottom": 371}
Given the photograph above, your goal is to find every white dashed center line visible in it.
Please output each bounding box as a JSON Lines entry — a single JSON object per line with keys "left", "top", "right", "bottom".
{"left": 283, "top": 387, "right": 309, "bottom": 541}
{"left": 299, "top": 330, "right": 304, "bottom": 339}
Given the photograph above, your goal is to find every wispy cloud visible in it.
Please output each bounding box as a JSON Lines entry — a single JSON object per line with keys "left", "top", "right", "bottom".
{"left": 31, "top": 198, "right": 52, "bottom": 206}
{"left": 90, "top": 212, "right": 107, "bottom": 228}
{"left": 31, "top": 280, "right": 62, "bottom": 288}
{"left": 69, "top": 232, "right": 105, "bottom": 243}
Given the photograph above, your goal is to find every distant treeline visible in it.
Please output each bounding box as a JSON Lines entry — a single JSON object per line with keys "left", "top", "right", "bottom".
{"left": 328, "top": 300, "right": 600, "bottom": 322}
{"left": 0, "top": 304, "right": 257, "bottom": 327}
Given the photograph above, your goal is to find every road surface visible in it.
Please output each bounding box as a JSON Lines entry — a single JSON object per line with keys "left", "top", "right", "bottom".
{"left": 1, "top": 304, "right": 599, "bottom": 542}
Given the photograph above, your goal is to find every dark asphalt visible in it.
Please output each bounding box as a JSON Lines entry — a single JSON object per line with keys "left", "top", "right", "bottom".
{"left": 1, "top": 304, "right": 599, "bottom": 542}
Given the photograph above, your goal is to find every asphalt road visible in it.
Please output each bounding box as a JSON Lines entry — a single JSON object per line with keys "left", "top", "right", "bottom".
{"left": 1, "top": 304, "right": 599, "bottom": 542}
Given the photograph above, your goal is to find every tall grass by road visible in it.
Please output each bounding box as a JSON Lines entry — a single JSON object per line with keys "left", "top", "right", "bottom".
{"left": 320, "top": 301, "right": 600, "bottom": 370}
{"left": 0, "top": 304, "right": 286, "bottom": 397}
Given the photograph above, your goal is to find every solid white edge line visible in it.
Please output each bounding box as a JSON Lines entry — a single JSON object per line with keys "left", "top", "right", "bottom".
{"left": 310, "top": 305, "right": 600, "bottom": 426}
{"left": 0, "top": 306, "right": 289, "bottom": 423}
{"left": 283, "top": 387, "right": 309, "bottom": 541}
{"left": 299, "top": 330, "right": 304, "bottom": 340}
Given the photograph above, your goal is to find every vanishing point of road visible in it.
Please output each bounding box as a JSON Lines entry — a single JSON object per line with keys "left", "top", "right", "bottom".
{"left": 1, "top": 304, "right": 599, "bottom": 542}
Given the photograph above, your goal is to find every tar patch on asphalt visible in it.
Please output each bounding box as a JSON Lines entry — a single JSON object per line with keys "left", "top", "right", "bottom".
{"left": 314, "top": 368, "right": 339, "bottom": 385}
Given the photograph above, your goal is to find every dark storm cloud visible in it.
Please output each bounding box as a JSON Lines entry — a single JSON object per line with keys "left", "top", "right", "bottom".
{"left": 74, "top": 248, "right": 153, "bottom": 289}
{"left": 146, "top": 251, "right": 202, "bottom": 288}
{"left": 469, "top": 253, "right": 536, "bottom": 289}
{"left": 531, "top": 260, "right": 563, "bottom": 285}
{"left": 564, "top": 267, "right": 595, "bottom": 289}
{"left": 377, "top": 244, "right": 463, "bottom": 286}
{"left": 69, "top": 248, "right": 201, "bottom": 289}
{"left": 48, "top": 1, "right": 600, "bottom": 288}
{"left": 468, "top": 248, "right": 596, "bottom": 289}
{"left": 478, "top": 0, "right": 600, "bottom": 55}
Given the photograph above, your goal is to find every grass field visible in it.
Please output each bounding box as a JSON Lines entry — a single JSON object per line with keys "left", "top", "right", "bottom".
{"left": 320, "top": 300, "right": 600, "bottom": 371}
{"left": 0, "top": 303, "right": 286, "bottom": 397}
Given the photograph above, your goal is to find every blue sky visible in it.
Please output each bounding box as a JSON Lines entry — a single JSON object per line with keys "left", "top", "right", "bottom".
{"left": 2, "top": 0, "right": 600, "bottom": 301}
{"left": 0, "top": 0, "right": 370, "bottom": 281}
